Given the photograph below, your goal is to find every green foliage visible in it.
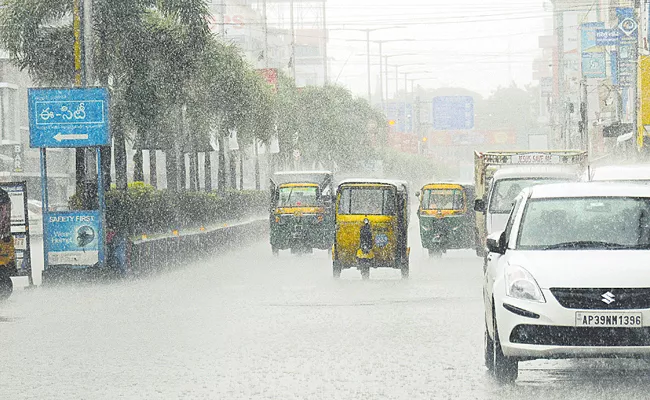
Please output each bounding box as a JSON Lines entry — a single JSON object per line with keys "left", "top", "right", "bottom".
{"left": 71, "top": 182, "right": 268, "bottom": 236}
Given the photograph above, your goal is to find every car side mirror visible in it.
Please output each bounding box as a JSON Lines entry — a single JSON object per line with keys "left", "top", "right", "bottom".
{"left": 486, "top": 231, "right": 506, "bottom": 254}
{"left": 415, "top": 191, "right": 421, "bottom": 198}
{"left": 474, "top": 199, "right": 486, "bottom": 213}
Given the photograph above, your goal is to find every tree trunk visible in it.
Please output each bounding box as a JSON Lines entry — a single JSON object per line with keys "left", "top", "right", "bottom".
{"left": 229, "top": 151, "right": 237, "bottom": 190}
{"left": 75, "top": 148, "right": 85, "bottom": 197}
{"left": 165, "top": 149, "right": 178, "bottom": 191}
{"left": 149, "top": 150, "right": 157, "bottom": 188}
{"left": 204, "top": 152, "right": 212, "bottom": 192}
{"left": 239, "top": 152, "right": 244, "bottom": 190}
{"left": 179, "top": 153, "right": 186, "bottom": 191}
{"left": 218, "top": 131, "right": 226, "bottom": 194}
{"left": 189, "top": 152, "right": 198, "bottom": 191}
{"left": 133, "top": 149, "right": 144, "bottom": 182}
{"left": 114, "top": 120, "right": 128, "bottom": 191}
{"left": 101, "top": 146, "right": 111, "bottom": 192}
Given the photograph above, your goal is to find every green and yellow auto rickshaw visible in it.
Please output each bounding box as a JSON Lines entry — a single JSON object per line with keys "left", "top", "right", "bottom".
{"left": 332, "top": 179, "right": 410, "bottom": 280}
{"left": 0, "top": 187, "right": 15, "bottom": 300}
{"left": 269, "top": 171, "right": 335, "bottom": 255}
{"left": 417, "top": 182, "right": 476, "bottom": 258}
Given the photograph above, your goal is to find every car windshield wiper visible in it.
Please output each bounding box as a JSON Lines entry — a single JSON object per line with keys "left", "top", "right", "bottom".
{"left": 614, "top": 243, "right": 650, "bottom": 250}
{"left": 542, "top": 241, "right": 627, "bottom": 250}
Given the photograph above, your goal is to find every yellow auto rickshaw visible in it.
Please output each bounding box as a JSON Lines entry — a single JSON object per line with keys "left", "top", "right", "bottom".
{"left": 416, "top": 182, "right": 476, "bottom": 257}
{"left": 332, "top": 179, "right": 410, "bottom": 280}
{"left": 0, "top": 187, "right": 15, "bottom": 300}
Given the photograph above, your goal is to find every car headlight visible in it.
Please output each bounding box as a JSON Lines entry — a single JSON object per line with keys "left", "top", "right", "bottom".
{"left": 505, "top": 264, "right": 545, "bottom": 303}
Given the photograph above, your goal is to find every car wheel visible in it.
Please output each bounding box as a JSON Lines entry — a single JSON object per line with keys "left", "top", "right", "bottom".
{"left": 0, "top": 275, "right": 13, "bottom": 301}
{"left": 484, "top": 324, "right": 494, "bottom": 371}
{"left": 332, "top": 262, "right": 342, "bottom": 279}
{"left": 492, "top": 316, "right": 518, "bottom": 383}
{"left": 400, "top": 260, "right": 409, "bottom": 279}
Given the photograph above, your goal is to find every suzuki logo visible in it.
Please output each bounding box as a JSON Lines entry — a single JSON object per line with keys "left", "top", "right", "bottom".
{"left": 601, "top": 291, "right": 616, "bottom": 304}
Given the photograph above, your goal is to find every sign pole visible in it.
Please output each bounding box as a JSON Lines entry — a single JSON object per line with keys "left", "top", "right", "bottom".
{"left": 96, "top": 147, "right": 105, "bottom": 268}
{"left": 39, "top": 148, "right": 49, "bottom": 275}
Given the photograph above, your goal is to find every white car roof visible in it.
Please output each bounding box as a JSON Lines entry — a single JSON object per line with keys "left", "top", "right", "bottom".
{"left": 492, "top": 165, "right": 581, "bottom": 180}
{"left": 529, "top": 182, "right": 650, "bottom": 199}
{"left": 590, "top": 164, "right": 650, "bottom": 181}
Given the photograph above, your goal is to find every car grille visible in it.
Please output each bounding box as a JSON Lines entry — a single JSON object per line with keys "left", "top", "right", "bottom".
{"left": 510, "top": 324, "right": 650, "bottom": 347}
{"left": 550, "top": 288, "right": 650, "bottom": 310}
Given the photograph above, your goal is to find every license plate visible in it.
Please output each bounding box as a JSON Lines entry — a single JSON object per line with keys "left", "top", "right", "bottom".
{"left": 575, "top": 312, "right": 643, "bottom": 327}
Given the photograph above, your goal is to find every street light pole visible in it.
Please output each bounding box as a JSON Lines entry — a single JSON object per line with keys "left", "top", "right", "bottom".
{"left": 366, "top": 30, "right": 371, "bottom": 102}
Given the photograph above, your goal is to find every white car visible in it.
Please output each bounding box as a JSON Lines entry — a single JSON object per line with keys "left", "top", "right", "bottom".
{"left": 483, "top": 182, "right": 650, "bottom": 383}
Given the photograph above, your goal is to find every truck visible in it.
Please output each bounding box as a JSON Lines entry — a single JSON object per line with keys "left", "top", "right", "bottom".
{"left": 472, "top": 150, "right": 588, "bottom": 257}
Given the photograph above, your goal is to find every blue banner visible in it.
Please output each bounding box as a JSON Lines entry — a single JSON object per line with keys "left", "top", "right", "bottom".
{"left": 45, "top": 210, "right": 103, "bottom": 268}
{"left": 611, "top": 51, "right": 619, "bottom": 86}
{"left": 595, "top": 29, "right": 620, "bottom": 46}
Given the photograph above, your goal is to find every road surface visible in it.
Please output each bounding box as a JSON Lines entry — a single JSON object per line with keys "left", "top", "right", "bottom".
{"left": 2, "top": 237, "right": 650, "bottom": 399}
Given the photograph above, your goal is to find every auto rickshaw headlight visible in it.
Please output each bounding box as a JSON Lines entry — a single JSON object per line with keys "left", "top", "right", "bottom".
{"left": 317, "top": 215, "right": 324, "bottom": 223}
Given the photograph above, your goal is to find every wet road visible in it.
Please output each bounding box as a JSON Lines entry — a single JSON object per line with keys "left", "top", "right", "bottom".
{"left": 2, "top": 238, "right": 650, "bottom": 399}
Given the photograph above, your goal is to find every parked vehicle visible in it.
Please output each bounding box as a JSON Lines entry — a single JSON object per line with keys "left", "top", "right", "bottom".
{"left": 473, "top": 150, "right": 587, "bottom": 256}
{"left": 0, "top": 187, "right": 16, "bottom": 300}
{"left": 416, "top": 182, "right": 476, "bottom": 257}
{"left": 484, "top": 182, "right": 650, "bottom": 383}
{"left": 269, "top": 171, "right": 335, "bottom": 255}
{"left": 332, "top": 179, "right": 410, "bottom": 280}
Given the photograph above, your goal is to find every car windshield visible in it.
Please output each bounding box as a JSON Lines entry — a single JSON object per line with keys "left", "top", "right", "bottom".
{"left": 489, "top": 178, "right": 567, "bottom": 213}
{"left": 277, "top": 186, "right": 319, "bottom": 207}
{"left": 518, "top": 197, "right": 650, "bottom": 250}
{"left": 421, "top": 188, "right": 464, "bottom": 210}
{"left": 338, "top": 187, "right": 396, "bottom": 215}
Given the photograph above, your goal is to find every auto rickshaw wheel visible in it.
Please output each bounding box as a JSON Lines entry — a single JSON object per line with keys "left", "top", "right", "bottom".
{"left": 0, "top": 275, "right": 13, "bottom": 301}
{"left": 332, "top": 262, "right": 342, "bottom": 279}
{"left": 428, "top": 248, "right": 443, "bottom": 258}
{"left": 272, "top": 246, "right": 279, "bottom": 256}
{"left": 359, "top": 259, "right": 370, "bottom": 280}
{"left": 400, "top": 260, "right": 409, "bottom": 279}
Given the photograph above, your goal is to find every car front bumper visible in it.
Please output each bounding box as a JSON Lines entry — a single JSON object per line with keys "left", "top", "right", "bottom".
{"left": 495, "top": 289, "right": 650, "bottom": 359}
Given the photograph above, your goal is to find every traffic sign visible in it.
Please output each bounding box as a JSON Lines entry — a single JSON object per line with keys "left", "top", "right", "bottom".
{"left": 432, "top": 96, "right": 474, "bottom": 130}
{"left": 28, "top": 88, "right": 110, "bottom": 148}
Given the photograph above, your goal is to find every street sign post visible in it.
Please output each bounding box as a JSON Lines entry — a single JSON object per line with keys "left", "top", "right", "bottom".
{"left": 432, "top": 96, "right": 474, "bottom": 130}
{"left": 28, "top": 88, "right": 110, "bottom": 148}
{"left": 28, "top": 87, "right": 109, "bottom": 281}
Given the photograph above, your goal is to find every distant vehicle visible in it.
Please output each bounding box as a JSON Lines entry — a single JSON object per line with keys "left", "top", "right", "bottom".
{"left": 416, "top": 182, "right": 476, "bottom": 257}
{"left": 484, "top": 182, "right": 650, "bottom": 383}
{"left": 587, "top": 164, "right": 650, "bottom": 184}
{"left": 332, "top": 179, "right": 410, "bottom": 280}
{"left": 473, "top": 150, "right": 587, "bottom": 257}
{"left": 269, "top": 171, "right": 335, "bottom": 255}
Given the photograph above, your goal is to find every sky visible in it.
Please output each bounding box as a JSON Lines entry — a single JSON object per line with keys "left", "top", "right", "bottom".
{"left": 323, "top": 0, "right": 552, "bottom": 97}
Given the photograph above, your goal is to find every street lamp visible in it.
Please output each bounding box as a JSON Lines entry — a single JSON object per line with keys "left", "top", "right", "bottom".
{"left": 371, "top": 39, "right": 415, "bottom": 106}
{"left": 401, "top": 70, "right": 436, "bottom": 93}
{"left": 383, "top": 58, "right": 426, "bottom": 98}
{"left": 334, "top": 27, "right": 407, "bottom": 102}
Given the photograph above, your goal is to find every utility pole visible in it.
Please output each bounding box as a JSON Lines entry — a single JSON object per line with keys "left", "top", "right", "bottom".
{"left": 290, "top": 0, "right": 296, "bottom": 83}
{"left": 322, "top": 0, "right": 328, "bottom": 85}
{"left": 378, "top": 42, "right": 383, "bottom": 109}
{"left": 366, "top": 30, "right": 371, "bottom": 102}
{"left": 73, "top": 0, "right": 84, "bottom": 199}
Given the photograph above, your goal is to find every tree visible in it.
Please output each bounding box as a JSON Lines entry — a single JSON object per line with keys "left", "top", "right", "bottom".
{"left": 0, "top": 0, "right": 210, "bottom": 192}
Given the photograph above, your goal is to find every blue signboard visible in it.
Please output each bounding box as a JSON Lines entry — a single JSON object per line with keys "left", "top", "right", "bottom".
{"left": 432, "top": 96, "right": 474, "bottom": 130}
{"left": 595, "top": 28, "right": 619, "bottom": 46}
{"left": 581, "top": 22, "right": 605, "bottom": 50}
{"left": 611, "top": 50, "right": 619, "bottom": 86}
{"left": 28, "top": 88, "right": 110, "bottom": 148}
{"left": 45, "top": 210, "right": 103, "bottom": 268}
{"left": 582, "top": 52, "right": 607, "bottom": 78}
